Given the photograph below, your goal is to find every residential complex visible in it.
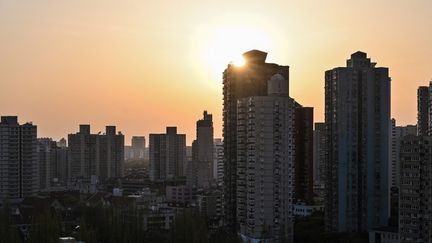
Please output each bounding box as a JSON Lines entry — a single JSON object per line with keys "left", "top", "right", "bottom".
{"left": 68, "top": 125, "right": 124, "bottom": 182}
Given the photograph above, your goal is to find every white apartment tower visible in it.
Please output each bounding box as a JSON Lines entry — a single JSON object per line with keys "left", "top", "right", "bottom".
{"left": 237, "top": 74, "right": 295, "bottom": 242}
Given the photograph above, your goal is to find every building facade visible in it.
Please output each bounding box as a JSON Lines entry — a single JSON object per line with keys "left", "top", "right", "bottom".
{"left": 236, "top": 73, "right": 295, "bottom": 242}
{"left": 399, "top": 135, "right": 432, "bottom": 243}
{"left": 189, "top": 111, "right": 214, "bottom": 188}
{"left": 68, "top": 125, "right": 124, "bottom": 182}
{"left": 149, "top": 127, "right": 186, "bottom": 182}
{"left": 213, "top": 138, "right": 224, "bottom": 186}
{"left": 417, "top": 85, "right": 429, "bottom": 136}
{"left": 0, "top": 116, "right": 39, "bottom": 202}
{"left": 390, "top": 119, "right": 416, "bottom": 191}
{"left": 38, "top": 138, "right": 69, "bottom": 190}
{"left": 313, "top": 122, "right": 326, "bottom": 187}
{"left": 324, "top": 52, "right": 390, "bottom": 232}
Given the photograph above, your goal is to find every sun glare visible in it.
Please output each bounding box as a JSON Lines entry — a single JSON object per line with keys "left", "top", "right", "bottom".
{"left": 198, "top": 25, "right": 271, "bottom": 78}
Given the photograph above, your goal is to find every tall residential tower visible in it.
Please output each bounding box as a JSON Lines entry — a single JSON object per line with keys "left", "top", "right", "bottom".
{"left": 324, "top": 52, "right": 391, "bottom": 232}
{"left": 0, "top": 116, "right": 39, "bottom": 202}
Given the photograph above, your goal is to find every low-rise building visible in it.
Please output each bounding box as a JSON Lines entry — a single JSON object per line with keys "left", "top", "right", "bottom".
{"left": 368, "top": 227, "right": 399, "bottom": 243}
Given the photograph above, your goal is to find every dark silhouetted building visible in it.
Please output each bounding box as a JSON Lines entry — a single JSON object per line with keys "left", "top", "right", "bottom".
{"left": 188, "top": 111, "right": 214, "bottom": 188}
{"left": 0, "top": 116, "right": 39, "bottom": 202}
{"left": 313, "top": 122, "right": 326, "bottom": 187}
{"left": 149, "top": 127, "right": 186, "bottom": 182}
{"left": 417, "top": 85, "right": 429, "bottom": 136}
{"left": 68, "top": 125, "right": 124, "bottom": 182}
{"left": 294, "top": 104, "right": 314, "bottom": 204}
{"left": 324, "top": 52, "right": 390, "bottom": 232}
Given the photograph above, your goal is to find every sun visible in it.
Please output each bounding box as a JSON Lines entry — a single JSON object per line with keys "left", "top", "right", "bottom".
{"left": 197, "top": 25, "right": 271, "bottom": 78}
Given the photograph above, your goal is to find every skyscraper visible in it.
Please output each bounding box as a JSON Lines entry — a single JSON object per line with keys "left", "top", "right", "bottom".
{"left": 223, "top": 50, "right": 289, "bottom": 231}
{"left": 0, "top": 116, "right": 39, "bottom": 202}
{"left": 324, "top": 51, "right": 391, "bottom": 232}
{"left": 68, "top": 125, "right": 124, "bottom": 182}
{"left": 149, "top": 127, "right": 186, "bottom": 182}
{"left": 189, "top": 111, "right": 214, "bottom": 188}
{"left": 399, "top": 135, "right": 432, "bottom": 243}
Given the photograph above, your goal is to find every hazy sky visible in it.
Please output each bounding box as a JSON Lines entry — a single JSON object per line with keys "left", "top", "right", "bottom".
{"left": 1, "top": 0, "right": 431, "bottom": 145}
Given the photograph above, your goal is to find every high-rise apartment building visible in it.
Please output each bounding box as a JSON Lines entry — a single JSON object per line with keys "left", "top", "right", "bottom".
{"left": 399, "top": 135, "right": 432, "bottom": 243}
{"left": 189, "top": 111, "right": 214, "bottom": 188}
{"left": 149, "top": 127, "right": 186, "bottom": 182}
{"left": 223, "top": 50, "right": 298, "bottom": 241}
{"left": 324, "top": 52, "right": 390, "bottom": 232}
{"left": 213, "top": 138, "right": 224, "bottom": 186}
{"left": 0, "top": 116, "right": 39, "bottom": 202}
{"left": 68, "top": 125, "right": 124, "bottom": 182}
{"left": 236, "top": 73, "right": 295, "bottom": 242}
{"left": 223, "top": 50, "right": 290, "bottom": 232}
{"left": 313, "top": 122, "right": 326, "bottom": 187}
{"left": 294, "top": 105, "right": 314, "bottom": 204}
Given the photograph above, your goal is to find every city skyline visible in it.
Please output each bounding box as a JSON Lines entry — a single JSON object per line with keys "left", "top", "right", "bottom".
{"left": 1, "top": 1, "right": 431, "bottom": 144}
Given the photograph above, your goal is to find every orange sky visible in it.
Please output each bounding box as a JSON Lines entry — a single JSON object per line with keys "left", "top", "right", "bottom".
{"left": 1, "top": 0, "right": 431, "bottom": 145}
